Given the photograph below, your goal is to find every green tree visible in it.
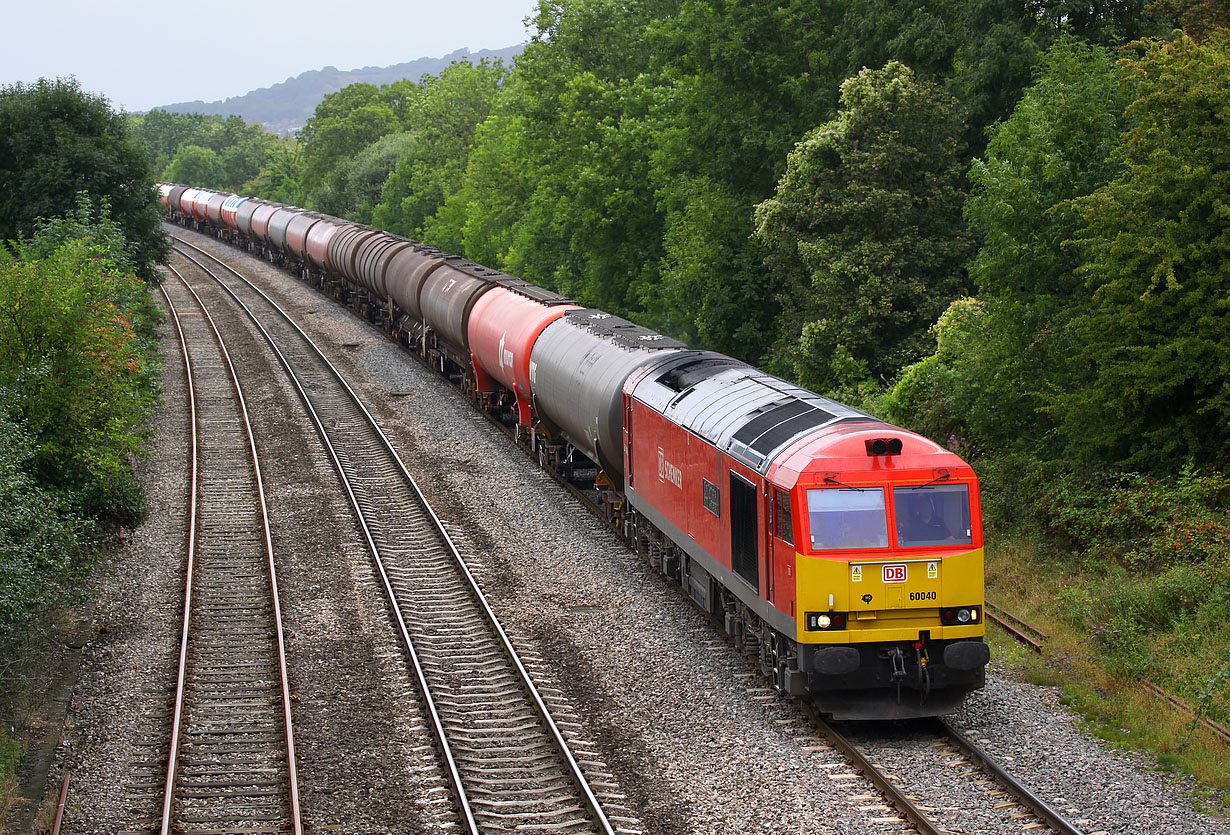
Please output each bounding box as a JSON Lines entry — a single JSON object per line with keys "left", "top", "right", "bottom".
{"left": 299, "top": 84, "right": 401, "bottom": 201}
{"left": 893, "top": 38, "right": 1132, "bottom": 452}
{"left": 163, "top": 144, "right": 228, "bottom": 190}
{"left": 837, "top": 0, "right": 1161, "bottom": 153}
{"left": 1149, "top": 0, "right": 1230, "bottom": 40}
{"left": 0, "top": 218, "right": 162, "bottom": 521}
{"left": 0, "top": 78, "right": 167, "bottom": 277}
{"left": 133, "top": 110, "right": 281, "bottom": 191}
{"left": 755, "top": 62, "right": 973, "bottom": 392}
{"left": 243, "top": 141, "right": 303, "bottom": 204}
{"left": 425, "top": 109, "right": 530, "bottom": 263}
{"left": 316, "top": 132, "right": 417, "bottom": 225}
{"left": 372, "top": 60, "right": 507, "bottom": 239}
{"left": 1058, "top": 32, "right": 1230, "bottom": 470}
{"left": 455, "top": 3, "right": 677, "bottom": 317}
{"left": 640, "top": 175, "right": 775, "bottom": 358}
{"left": 640, "top": 0, "right": 846, "bottom": 359}
{"left": 129, "top": 109, "right": 212, "bottom": 171}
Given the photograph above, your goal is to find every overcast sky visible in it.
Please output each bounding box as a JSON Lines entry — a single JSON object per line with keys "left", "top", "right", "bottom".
{"left": 4, "top": 0, "right": 539, "bottom": 113}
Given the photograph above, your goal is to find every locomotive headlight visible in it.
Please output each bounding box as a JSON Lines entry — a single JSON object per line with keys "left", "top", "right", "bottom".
{"left": 940, "top": 606, "right": 981, "bottom": 625}
{"left": 806, "top": 612, "right": 848, "bottom": 631}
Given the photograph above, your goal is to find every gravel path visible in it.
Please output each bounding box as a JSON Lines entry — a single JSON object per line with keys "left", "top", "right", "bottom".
{"left": 33, "top": 225, "right": 1229, "bottom": 834}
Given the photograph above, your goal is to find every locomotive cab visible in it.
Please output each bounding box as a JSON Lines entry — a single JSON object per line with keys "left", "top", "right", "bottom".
{"left": 770, "top": 424, "right": 990, "bottom": 719}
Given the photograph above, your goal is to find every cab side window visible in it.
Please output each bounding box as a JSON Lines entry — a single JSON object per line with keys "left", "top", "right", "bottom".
{"left": 774, "top": 489, "right": 794, "bottom": 545}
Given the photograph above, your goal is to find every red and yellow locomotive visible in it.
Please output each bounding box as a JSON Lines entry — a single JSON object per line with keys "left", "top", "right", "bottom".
{"left": 623, "top": 354, "right": 988, "bottom": 719}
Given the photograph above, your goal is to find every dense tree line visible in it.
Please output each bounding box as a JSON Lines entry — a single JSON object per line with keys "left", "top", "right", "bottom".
{"left": 128, "top": 109, "right": 296, "bottom": 198}
{"left": 1, "top": 78, "right": 168, "bottom": 277}
{"left": 162, "top": 2, "right": 1226, "bottom": 511}
{"left": 270, "top": 2, "right": 1230, "bottom": 608}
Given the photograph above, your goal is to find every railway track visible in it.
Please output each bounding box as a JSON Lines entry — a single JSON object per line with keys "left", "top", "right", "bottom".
{"left": 155, "top": 268, "right": 302, "bottom": 834}
{"left": 804, "top": 706, "right": 1087, "bottom": 835}
{"left": 165, "top": 227, "right": 1107, "bottom": 835}
{"left": 985, "top": 599, "right": 1230, "bottom": 746}
{"left": 169, "top": 237, "right": 633, "bottom": 835}
{"left": 984, "top": 601, "right": 1047, "bottom": 652}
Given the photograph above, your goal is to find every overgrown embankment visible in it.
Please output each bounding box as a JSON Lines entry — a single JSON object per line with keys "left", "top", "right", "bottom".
{"left": 0, "top": 201, "right": 164, "bottom": 816}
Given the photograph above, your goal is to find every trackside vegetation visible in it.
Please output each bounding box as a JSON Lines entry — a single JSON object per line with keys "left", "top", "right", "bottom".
{"left": 0, "top": 200, "right": 164, "bottom": 815}
{"left": 1, "top": 78, "right": 166, "bottom": 814}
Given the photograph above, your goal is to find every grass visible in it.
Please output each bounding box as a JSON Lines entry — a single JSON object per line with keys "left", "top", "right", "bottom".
{"left": 985, "top": 537, "right": 1230, "bottom": 813}
{"left": 0, "top": 721, "right": 23, "bottom": 822}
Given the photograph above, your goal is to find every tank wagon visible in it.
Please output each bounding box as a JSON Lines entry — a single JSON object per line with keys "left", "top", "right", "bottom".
{"left": 162, "top": 185, "right": 989, "bottom": 719}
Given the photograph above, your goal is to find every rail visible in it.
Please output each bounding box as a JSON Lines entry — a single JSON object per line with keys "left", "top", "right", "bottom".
{"left": 170, "top": 237, "right": 619, "bottom": 835}
{"left": 157, "top": 268, "right": 302, "bottom": 834}
{"left": 986, "top": 597, "right": 1230, "bottom": 747}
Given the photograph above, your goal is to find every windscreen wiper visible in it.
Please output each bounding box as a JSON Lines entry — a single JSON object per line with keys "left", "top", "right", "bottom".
{"left": 913, "top": 472, "right": 953, "bottom": 489}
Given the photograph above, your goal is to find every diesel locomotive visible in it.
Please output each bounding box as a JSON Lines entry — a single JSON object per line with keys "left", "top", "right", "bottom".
{"left": 161, "top": 183, "right": 990, "bottom": 719}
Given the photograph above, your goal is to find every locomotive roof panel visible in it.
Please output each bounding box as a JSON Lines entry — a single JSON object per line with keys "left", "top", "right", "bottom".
{"left": 631, "top": 361, "right": 870, "bottom": 473}
{"left": 767, "top": 421, "right": 972, "bottom": 490}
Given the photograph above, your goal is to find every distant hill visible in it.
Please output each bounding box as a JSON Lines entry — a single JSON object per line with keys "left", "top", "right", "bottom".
{"left": 152, "top": 46, "right": 524, "bottom": 135}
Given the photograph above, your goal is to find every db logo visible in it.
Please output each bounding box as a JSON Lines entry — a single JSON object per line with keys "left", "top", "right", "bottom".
{"left": 882, "top": 564, "right": 908, "bottom": 583}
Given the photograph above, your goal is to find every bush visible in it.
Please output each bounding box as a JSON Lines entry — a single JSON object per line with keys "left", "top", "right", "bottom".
{"left": 0, "top": 409, "right": 85, "bottom": 637}
{"left": 0, "top": 217, "right": 162, "bottom": 522}
{"left": 1036, "top": 467, "right": 1230, "bottom": 570}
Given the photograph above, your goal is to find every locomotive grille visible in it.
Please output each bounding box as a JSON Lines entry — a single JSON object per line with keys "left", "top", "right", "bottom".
{"left": 731, "top": 399, "right": 837, "bottom": 456}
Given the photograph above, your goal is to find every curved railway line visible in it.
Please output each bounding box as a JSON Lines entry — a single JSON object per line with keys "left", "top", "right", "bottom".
{"left": 156, "top": 268, "right": 302, "bottom": 834}
{"left": 169, "top": 236, "right": 637, "bottom": 835}
{"left": 172, "top": 228, "right": 1089, "bottom": 835}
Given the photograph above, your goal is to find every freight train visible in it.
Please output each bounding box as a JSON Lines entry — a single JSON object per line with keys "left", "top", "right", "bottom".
{"left": 160, "top": 183, "right": 990, "bottom": 720}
